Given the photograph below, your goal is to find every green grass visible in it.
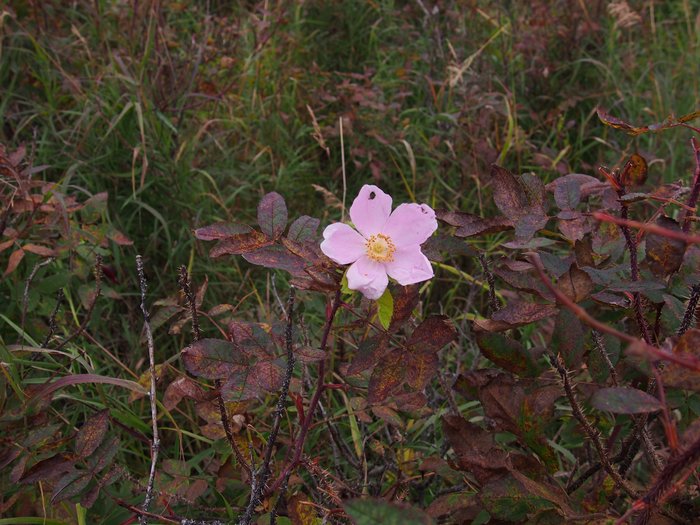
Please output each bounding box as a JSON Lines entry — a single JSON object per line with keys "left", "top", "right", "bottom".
{"left": 1, "top": 0, "right": 699, "bottom": 522}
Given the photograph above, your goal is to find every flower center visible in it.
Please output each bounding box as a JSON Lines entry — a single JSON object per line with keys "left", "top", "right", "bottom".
{"left": 365, "top": 233, "right": 396, "bottom": 262}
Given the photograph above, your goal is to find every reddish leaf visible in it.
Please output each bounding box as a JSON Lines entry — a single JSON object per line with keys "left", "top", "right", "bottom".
{"left": 75, "top": 410, "right": 109, "bottom": 458}
{"left": 441, "top": 415, "right": 509, "bottom": 484}
{"left": 371, "top": 406, "right": 404, "bottom": 428}
{"left": 393, "top": 391, "right": 428, "bottom": 411}
{"left": 551, "top": 309, "right": 585, "bottom": 368}
{"left": 557, "top": 263, "right": 594, "bottom": 303}
{"left": 645, "top": 216, "right": 685, "bottom": 277}
{"left": 491, "top": 165, "right": 545, "bottom": 221}
{"left": 491, "top": 302, "right": 557, "bottom": 327}
{"left": 514, "top": 213, "right": 548, "bottom": 242}
{"left": 494, "top": 266, "right": 554, "bottom": 301}
{"left": 194, "top": 222, "right": 251, "bottom": 241}
{"left": 4, "top": 248, "right": 25, "bottom": 276}
{"left": 210, "top": 231, "right": 271, "bottom": 257}
{"left": 546, "top": 174, "right": 605, "bottom": 199}
{"left": 22, "top": 243, "right": 56, "bottom": 257}
{"left": 347, "top": 335, "right": 390, "bottom": 376}
{"left": 257, "top": 192, "right": 288, "bottom": 238}
{"left": 476, "top": 333, "right": 539, "bottom": 376}
{"left": 51, "top": 470, "right": 91, "bottom": 504}
{"left": 591, "top": 387, "right": 663, "bottom": 414}
{"left": 420, "top": 234, "right": 477, "bottom": 261}
{"left": 287, "top": 215, "right": 320, "bottom": 242}
{"left": 86, "top": 435, "right": 120, "bottom": 473}
{"left": 389, "top": 285, "right": 420, "bottom": 332}
{"left": 0, "top": 239, "right": 14, "bottom": 253}
{"left": 243, "top": 244, "right": 306, "bottom": 275}
{"left": 621, "top": 153, "right": 648, "bottom": 187}
{"left": 436, "top": 210, "right": 512, "bottom": 237}
{"left": 19, "top": 454, "right": 74, "bottom": 484}
{"left": 406, "top": 350, "right": 439, "bottom": 390}
{"left": 163, "top": 376, "right": 205, "bottom": 410}
{"left": 248, "top": 360, "right": 285, "bottom": 392}
{"left": 368, "top": 350, "right": 405, "bottom": 403}
{"left": 294, "top": 346, "right": 326, "bottom": 363}
{"left": 553, "top": 177, "right": 581, "bottom": 210}
{"left": 181, "top": 338, "right": 246, "bottom": 379}
{"left": 597, "top": 108, "right": 647, "bottom": 135}
{"left": 229, "top": 321, "right": 275, "bottom": 359}
{"left": 106, "top": 228, "right": 133, "bottom": 246}
{"left": 408, "top": 316, "right": 457, "bottom": 351}
{"left": 660, "top": 329, "right": 700, "bottom": 391}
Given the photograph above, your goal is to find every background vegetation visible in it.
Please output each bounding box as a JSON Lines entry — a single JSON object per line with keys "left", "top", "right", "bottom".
{"left": 1, "top": 1, "right": 699, "bottom": 523}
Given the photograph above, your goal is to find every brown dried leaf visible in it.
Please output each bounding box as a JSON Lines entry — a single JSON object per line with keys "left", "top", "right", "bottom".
{"left": 347, "top": 335, "right": 390, "bottom": 376}
{"left": 660, "top": 329, "right": 700, "bottom": 391}
{"left": 209, "top": 231, "right": 271, "bottom": 257}
{"left": 368, "top": 349, "right": 405, "bottom": 403}
{"left": 194, "top": 222, "right": 252, "bottom": 241}
{"left": 621, "top": 153, "right": 648, "bottom": 187}
{"left": 406, "top": 350, "right": 439, "bottom": 390}
{"left": 75, "top": 410, "right": 109, "bottom": 458}
{"left": 645, "top": 216, "right": 686, "bottom": 277}
{"left": 19, "top": 454, "right": 74, "bottom": 484}
{"left": 557, "top": 263, "right": 594, "bottom": 303}
{"left": 408, "top": 316, "right": 457, "bottom": 352}
{"left": 181, "top": 338, "right": 246, "bottom": 379}
{"left": 491, "top": 302, "right": 557, "bottom": 327}
{"left": 163, "top": 376, "right": 205, "bottom": 410}
{"left": 442, "top": 415, "right": 509, "bottom": 484}
{"left": 436, "top": 210, "right": 512, "bottom": 237}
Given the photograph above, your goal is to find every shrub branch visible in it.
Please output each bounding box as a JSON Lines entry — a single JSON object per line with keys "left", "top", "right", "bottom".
{"left": 136, "top": 255, "right": 160, "bottom": 524}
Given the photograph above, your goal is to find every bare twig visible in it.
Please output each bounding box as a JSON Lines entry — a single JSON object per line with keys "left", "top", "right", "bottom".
{"left": 178, "top": 265, "right": 201, "bottom": 342}
{"left": 178, "top": 267, "right": 249, "bottom": 475}
{"left": 239, "top": 287, "right": 297, "bottom": 525}
{"left": 549, "top": 352, "right": 637, "bottom": 497}
{"left": 677, "top": 283, "right": 700, "bottom": 336}
{"left": 215, "top": 379, "right": 251, "bottom": 477}
{"left": 618, "top": 434, "right": 700, "bottom": 525}
{"left": 136, "top": 255, "right": 160, "bottom": 524}
{"left": 266, "top": 290, "right": 343, "bottom": 497}
{"left": 478, "top": 253, "right": 499, "bottom": 313}
{"left": 592, "top": 330, "right": 619, "bottom": 386}
{"left": 41, "top": 289, "right": 64, "bottom": 348}
{"left": 616, "top": 192, "right": 652, "bottom": 344}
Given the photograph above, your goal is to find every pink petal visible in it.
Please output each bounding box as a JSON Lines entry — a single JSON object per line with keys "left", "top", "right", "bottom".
{"left": 320, "top": 223, "right": 366, "bottom": 264}
{"left": 346, "top": 256, "right": 389, "bottom": 300}
{"left": 349, "top": 185, "right": 392, "bottom": 237}
{"left": 382, "top": 203, "right": 437, "bottom": 248}
{"left": 385, "top": 245, "right": 434, "bottom": 286}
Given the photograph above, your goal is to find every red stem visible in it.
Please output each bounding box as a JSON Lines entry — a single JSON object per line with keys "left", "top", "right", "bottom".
{"left": 265, "top": 289, "right": 342, "bottom": 495}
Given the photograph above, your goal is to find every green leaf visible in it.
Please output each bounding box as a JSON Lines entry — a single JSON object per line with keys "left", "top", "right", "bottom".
{"left": 343, "top": 498, "right": 433, "bottom": 525}
{"left": 377, "top": 288, "right": 393, "bottom": 330}
{"left": 341, "top": 273, "right": 354, "bottom": 295}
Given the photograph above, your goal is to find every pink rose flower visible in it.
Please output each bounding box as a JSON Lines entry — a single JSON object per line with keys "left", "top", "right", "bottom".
{"left": 320, "top": 185, "right": 437, "bottom": 300}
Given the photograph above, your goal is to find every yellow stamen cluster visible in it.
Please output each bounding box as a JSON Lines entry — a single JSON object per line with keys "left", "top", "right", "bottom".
{"left": 365, "top": 233, "right": 396, "bottom": 262}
